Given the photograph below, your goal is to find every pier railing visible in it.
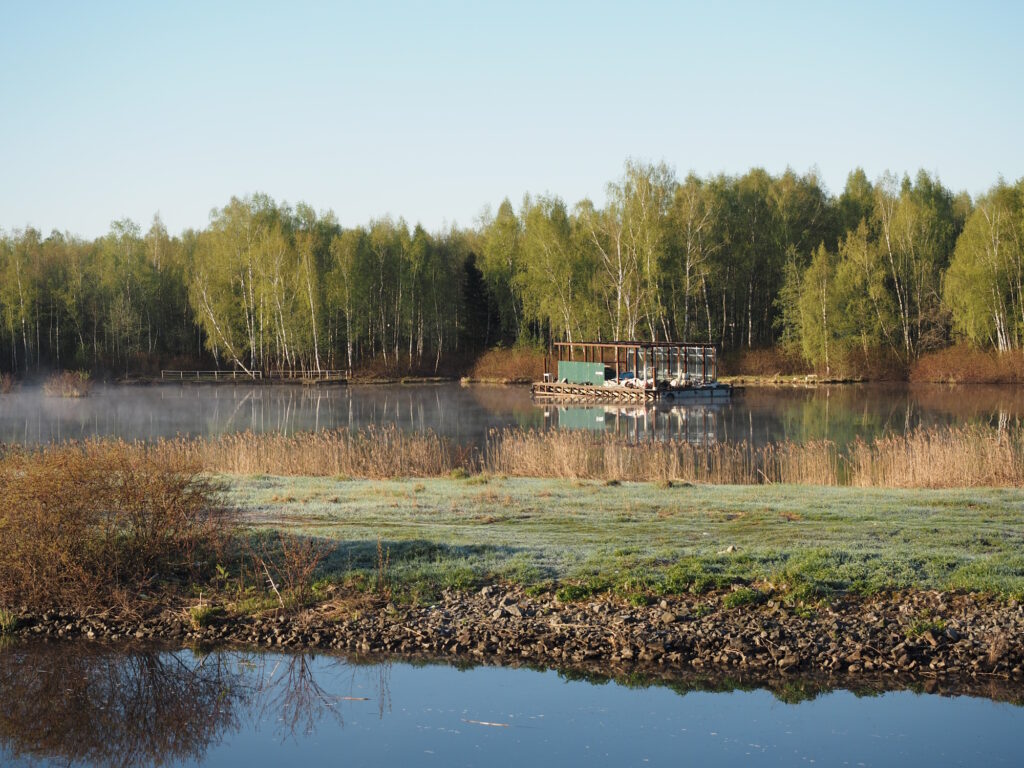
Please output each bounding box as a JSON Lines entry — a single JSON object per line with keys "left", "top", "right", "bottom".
{"left": 265, "top": 370, "right": 347, "bottom": 381}
{"left": 160, "top": 370, "right": 263, "bottom": 381}
{"left": 160, "top": 369, "right": 348, "bottom": 382}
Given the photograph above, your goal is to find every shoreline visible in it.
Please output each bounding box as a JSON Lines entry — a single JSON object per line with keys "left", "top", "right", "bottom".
{"left": 5, "top": 585, "right": 1023, "bottom": 693}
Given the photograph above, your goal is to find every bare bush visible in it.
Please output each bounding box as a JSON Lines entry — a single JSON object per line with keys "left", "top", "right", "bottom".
{"left": 42, "top": 370, "right": 93, "bottom": 397}
{"left": 467, "top": 346, "right": 546, "bottom": 382}
{"left": 0, "top": 441, "right": 233, "bottom": 609}
{"left": 246, "top": 532, "right": 330, "bottom": 608}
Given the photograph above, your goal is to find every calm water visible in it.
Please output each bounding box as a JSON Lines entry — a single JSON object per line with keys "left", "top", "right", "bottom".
{"left": 2, "top": 382, "right": 1024, "bottom": 449}
{"left": 0, "top": 643, "right": 1020, "bottom": 767}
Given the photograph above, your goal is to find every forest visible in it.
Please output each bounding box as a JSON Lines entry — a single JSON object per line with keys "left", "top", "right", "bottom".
{"left": 2, "top": 162, "right": 1023, "bottom": 378}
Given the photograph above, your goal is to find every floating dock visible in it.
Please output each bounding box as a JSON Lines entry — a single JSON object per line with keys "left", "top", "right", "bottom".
{"left": 531, "top": 341, "right": 732, "bottom": 404}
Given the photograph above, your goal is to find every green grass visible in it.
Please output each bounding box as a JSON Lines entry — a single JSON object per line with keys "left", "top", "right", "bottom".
{"left": 188, "top": 603, "right": 224, "bottom": 629}
{"left": 0, "top": 609, "right": 19, "bottom": 635}
{"left": 223, "top": 475, "right": 1024, "bottom": 600}
{"left": 722, "top": 587, "right": 767, "bottom": 609}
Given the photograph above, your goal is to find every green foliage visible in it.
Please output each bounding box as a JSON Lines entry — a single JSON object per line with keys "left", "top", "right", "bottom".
{"left": 945, "top": 180, "right": 1024, "bottom": 351}
{"left": 0, "top": 609, "right": 19, "bottom": 635}
{"left": 188, "top": 603, "right": 223, "bottom": 630}
{"left": 722, "top": 587, "right": 767, "bottom": 609}
{"left": 556, "top": 576, "right": 612, "bottom": 602}
{"left": 5, "top": 163, "right": 1020, "bottom": 379}
{"left": 906, "top": 615, "right": 947, "bottom": 639}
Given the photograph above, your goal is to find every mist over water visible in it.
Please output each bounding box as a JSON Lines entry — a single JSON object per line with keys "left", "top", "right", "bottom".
{"left": 1, "top": 382, "right": 1023, "bottom": 449}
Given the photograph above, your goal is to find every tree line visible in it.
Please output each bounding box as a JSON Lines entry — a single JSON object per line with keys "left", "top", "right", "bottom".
{"left": 2, "top": 163, "right": 1022, "bottom": 376}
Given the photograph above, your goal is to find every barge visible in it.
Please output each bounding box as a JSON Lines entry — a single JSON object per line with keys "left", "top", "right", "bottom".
{"left": 532, "top": 341, "right": 732, "bottom": 403}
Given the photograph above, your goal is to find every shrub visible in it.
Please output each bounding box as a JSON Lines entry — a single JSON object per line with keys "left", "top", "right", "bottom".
{"left": 246, "top": 531, "right": 330, "bottom": 608}
{"left": 467, "top": 345, "right": 546, "bottom": 383}
{"left": 188, "top": 602, "right": 223, "bottom": 629}
{"left": 0, "top": 373, "right": 13, "bottom": 394}
{"left": 719, "top": 348, "right": 809, "bottom": 377}
{"left": 722, "top": 587, "right": 767, "bottom": 609}
{"left": 42, "top": 370, "right": 93, "bottom": 397}
{"left": 911, "top": 345, "right": 1024, "bottom": 384}
{"left": 0, "top": 441, "right": 232, "bottom": 609}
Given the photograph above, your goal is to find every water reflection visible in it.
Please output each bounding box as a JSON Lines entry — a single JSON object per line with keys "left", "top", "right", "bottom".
{"left": 541, "top": 404, "right": 720, "bottom": 445}
{"left": 0, "top": 643, "right": 386, "bottom": 767}
{"left": 1, "top": 642, "right": 1022, "bottom": 767}
{"left": 2, "top": 382, "right": 1024, "bottom": 449}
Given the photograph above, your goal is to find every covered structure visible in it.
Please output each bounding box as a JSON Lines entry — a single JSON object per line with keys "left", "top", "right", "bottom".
{"left": 533, "top": 341, "right": 728, "bottom": 403}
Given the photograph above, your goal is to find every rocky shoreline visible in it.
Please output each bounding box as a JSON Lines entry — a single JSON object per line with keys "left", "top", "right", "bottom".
{"left": 6, "top": 586, "right": 1024, "bottom": 696}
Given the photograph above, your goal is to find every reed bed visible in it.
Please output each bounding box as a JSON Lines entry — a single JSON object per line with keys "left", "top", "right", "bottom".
{"left": 484, "top": 428, "right": 841, "bottom": 485}
{"left": 848, "top": 425, "right": 1024, "bottom": 488}
{"left": 151, "top": 425, "right": 469, "bottom": 478}
{"left": 10, "top": 423, "right": 1024, "bottom": 490}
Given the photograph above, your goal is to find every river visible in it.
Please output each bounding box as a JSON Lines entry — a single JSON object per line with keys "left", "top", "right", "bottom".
{"left": 0, "top": 642, "right": 1021, "bottom": 767}
{"left": 2, "top": 381, "right": 1023, "bottom": 448}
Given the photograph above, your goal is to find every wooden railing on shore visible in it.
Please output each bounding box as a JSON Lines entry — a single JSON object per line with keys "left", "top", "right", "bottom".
{"left": 161, "top": 370, "right": 263, "bottom": 382}
{"left": 265, "top": 370, "right": 347, "bottom": 381}
{"left": 160, "top": 369, "right": 348, "bottom": 383}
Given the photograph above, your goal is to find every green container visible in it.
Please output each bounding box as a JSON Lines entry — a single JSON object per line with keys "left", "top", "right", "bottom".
{"left": 557, "top": 360, "right": 608, "bottom": 385}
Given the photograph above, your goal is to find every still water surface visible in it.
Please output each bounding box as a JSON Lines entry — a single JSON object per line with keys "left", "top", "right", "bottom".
{"left": 0, "top": 643, "right": 1020, "bottom": 767}
{"left": 2, "top": 382, "right": 1023, "bottom": 448}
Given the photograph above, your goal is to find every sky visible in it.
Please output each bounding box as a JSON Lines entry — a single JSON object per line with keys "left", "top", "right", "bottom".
{"left": 1, "top": 0, "right": 1022, "bottom": 238}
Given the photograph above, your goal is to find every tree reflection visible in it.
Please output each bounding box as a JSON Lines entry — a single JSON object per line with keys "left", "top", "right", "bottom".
{"left": 0, "top": 643, "right": 388, "bottom": 766}
{"left": 0, "top": 644, "right": 243, "bottom": 767}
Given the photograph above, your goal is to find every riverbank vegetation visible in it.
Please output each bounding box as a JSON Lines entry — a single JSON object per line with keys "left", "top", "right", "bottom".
{"left": 2, "top": 436, "right": 1024, "bottom": 618}
{"left": 2, "top": 164, "right": 1024, "bottom": 382}
{"left": 104, "top": 423, "right": 1024, "bottom": 488}
{"left": 0, "top": 442, "right": 230, "bottom": 609}
{"left": 41, "top": 370, "right": 92, "bottom": 397}
{"left": 199, "top": 475, "right": 1024, "bottom": 600}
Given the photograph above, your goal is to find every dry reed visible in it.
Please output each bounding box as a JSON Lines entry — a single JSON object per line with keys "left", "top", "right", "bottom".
{"left": 847, "top": 425, "right": 1024, "bottom": 488}
{"left": 114, "top": 423, "right": 1024, "bottom": 487}
{"left": 0, "top": 373, "right": 13, "bottom": 394}
{"left": 484, "top": 429, "right": 840, "bottom": 485}
{"left": 150, "top": 426, "right": 469, "bottom": 478}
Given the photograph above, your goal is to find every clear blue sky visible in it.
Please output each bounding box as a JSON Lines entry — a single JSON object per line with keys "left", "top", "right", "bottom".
{"left": 2, "top": 0, "right": 1021, "bottom": 238}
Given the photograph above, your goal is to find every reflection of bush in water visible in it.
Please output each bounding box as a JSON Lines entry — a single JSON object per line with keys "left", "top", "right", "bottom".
{"left": 0, "top": 644, "right": 245, "bottom": 767}
{"left": 0, "top": 645, "right": 382, "bottom": 766}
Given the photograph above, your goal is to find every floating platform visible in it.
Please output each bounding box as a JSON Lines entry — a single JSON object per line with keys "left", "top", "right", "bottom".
{"left": 534, "top": 339, "right": 733, "bottom": 404}
{"left": 531, "top": 380, "right": 732, "bottom": 404}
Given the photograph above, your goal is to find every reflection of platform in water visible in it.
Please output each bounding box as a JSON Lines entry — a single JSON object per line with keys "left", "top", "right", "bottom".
{"left": 542, "top": 404, "right": 719, "bottom": 445}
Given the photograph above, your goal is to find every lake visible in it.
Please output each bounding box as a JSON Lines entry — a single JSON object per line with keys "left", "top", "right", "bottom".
{"left": 1, "top": 642, "right": 1021, "bottom": 767}
{"left": 2, "top": 381, "right": 1023, "bottom": 448}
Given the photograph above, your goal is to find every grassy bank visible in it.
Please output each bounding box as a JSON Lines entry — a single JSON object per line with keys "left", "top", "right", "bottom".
{"left": 227, "top": 475, "right": 1024, "bottom": 600}
{"left": 4, "top": 434, "right": 1024, "bottom": 617}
